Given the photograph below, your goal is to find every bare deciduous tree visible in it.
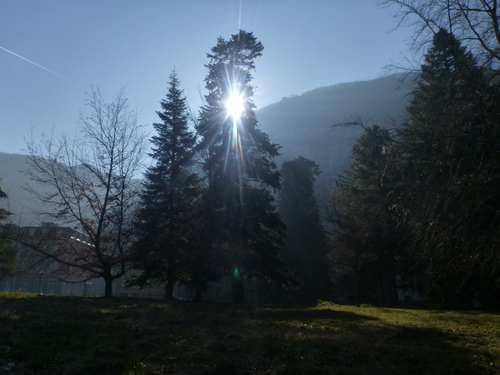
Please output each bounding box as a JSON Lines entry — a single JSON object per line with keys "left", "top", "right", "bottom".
{"left": 21, "top": 87, "right": 147, "bottom": 297}
{"left": 379, "top": 0, "right": 500, "bottom": 71}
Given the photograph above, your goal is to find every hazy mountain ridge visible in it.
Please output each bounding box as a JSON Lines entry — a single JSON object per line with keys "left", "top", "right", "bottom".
{"left": 0, "top": 74, "right": 414, "bottom": 220}
{"left": 257, "top": 73, "right": 413, "bottom": 191}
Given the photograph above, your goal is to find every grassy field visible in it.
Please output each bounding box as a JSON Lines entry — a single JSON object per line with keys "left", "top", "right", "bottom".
{"left": 0, "top": 292, "right": 499, "bottom": 374}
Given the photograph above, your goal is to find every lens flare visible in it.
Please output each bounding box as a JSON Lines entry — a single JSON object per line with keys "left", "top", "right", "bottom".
{"left": 220, "top": 75, "right": 250, "bottom": 204}
{"left": 225, "top": 91, "right": 245, "bottom": 120}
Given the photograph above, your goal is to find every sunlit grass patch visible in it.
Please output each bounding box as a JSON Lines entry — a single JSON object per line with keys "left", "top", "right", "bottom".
{"left": 0, "top": 291, "right": 37, "bottom": 299}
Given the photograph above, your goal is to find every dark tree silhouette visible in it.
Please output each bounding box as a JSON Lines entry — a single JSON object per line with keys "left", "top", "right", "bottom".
{"left": 328, "top": 125, "right": 401, "bottom": 306}
{"left": 22, "top": 87, "right": 147, "bottom": 297}
{"left": 279, "top": 156, "right": 332, "bottom": 303}
{"left": 0, "top": 181, "right": 19, "bottom": 279}
{"left": 378, "top": 0, "right": 500, "bottom": 71}
{"left": 196, "top": 30, "right": 289, "bottom": 303}
{"left": 130, "top": 71, "right": 200, "bottom": 300}
{"left": 396, "top": 29, "right": 500, "bottom": 304}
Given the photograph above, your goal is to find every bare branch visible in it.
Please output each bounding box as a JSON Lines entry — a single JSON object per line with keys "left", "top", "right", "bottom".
{"left": 22, "top": 87, "right": 147, "bottom": 297}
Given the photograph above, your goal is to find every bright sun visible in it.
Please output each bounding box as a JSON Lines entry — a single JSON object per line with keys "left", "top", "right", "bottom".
{"left": 225, "top": 92, "right": 245, "bottom": 120}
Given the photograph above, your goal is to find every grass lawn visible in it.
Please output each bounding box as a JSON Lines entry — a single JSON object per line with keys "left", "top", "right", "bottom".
{"left": 0, "top": 293, "right": 499, "bottom": 374}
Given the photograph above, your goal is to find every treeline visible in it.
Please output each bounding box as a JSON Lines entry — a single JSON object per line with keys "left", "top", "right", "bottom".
{"left": 328, "top": 27, "right": 500, "bottom": 307}
{"left": 4, "top": 1, "right": 500, "bottom": 307}
{"left": 129, "top": 32, "right": 294, "bottom": 303}
{"left": 128, "top": 32, "right": 332, "bottom": 303}
{"left": 1, "top": 30, "right": 331, "bottom": 303}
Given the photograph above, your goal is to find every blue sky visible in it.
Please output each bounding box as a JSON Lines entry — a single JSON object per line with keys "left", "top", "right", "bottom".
{"left": 0, "top": 0, "right": 413, "bottom": 155}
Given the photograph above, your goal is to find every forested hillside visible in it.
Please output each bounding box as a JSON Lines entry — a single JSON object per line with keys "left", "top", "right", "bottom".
{"left": 257, "top": 73, "right": 412, "bottom": 191}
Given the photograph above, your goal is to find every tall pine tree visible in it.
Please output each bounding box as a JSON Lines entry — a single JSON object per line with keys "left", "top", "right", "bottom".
{"left": 279, "top": 156, "right": 331, "bottom": 303}
{"left": 329, "top": 125, "right": 401, "bottom": 306}
{"left": 398, "top": 29, "right": 500, "bottom": 304}
{"left": 132, "top": 70, "right": 199, "bottom": 300}
{"left": 196, "top": 30, "right": 289, "bottom": 303}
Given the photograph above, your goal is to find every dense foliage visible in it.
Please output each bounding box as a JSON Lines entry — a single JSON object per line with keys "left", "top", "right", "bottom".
{"left": 328, "top": 125, "right": 401, "bottom": 306}
{"left": 328, "top": 28, "right": 500, "bottom": 306}
{"left": 195, "top": 30, "right": 289, "bottom": 303}
{"left": 279, "top": 156, "right": 332, "bottom": 303}
{"left": 0, "top": 182, "right": 19, "bottom": 280}
{"left": 7, "top": 10, "right": 500, "bottom": 306}
{"left": 130, "top": 71, "right": 201, "bottom": 300}
{"left": 395, "top": 29, "right": 500, "bottom": 303}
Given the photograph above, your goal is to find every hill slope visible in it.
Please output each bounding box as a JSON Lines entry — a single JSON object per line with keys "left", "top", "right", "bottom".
{"left": 257, "top": 73, "right": 413, "bottom": 191}
{"left": 0, "top": 74, "right": 413, "bottom": 220}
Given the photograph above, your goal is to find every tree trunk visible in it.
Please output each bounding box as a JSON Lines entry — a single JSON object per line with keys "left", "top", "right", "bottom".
{"left": 381, "top": 276, "right": 392, "bottom": 306}
{"left": 102, "top": 266, "right": 114, "bottom": 298}
{"left": 164, "top": 278, "right": 175, "bottom": 301}
{"left": 231, "top": 277, "right": 245, "bottom": 303}
{"left": 479, "top": 279, "right": 496, "bottom": 308}
{"left": 381, "top": 255, "right": 399, "bottom": 306}
{"left": 104, "top": 277, "right": 113, "bottom": 298}
{"left": 230, "top": 266, "right": 245, "bottom": 303}
{"left": 353, "top": 268, "right": 360, "bottom": 307}
{"left": 193, "top": 282, "right": 204, "bottom": 302}
{"left": 389, "top": 269, "right": 400, "bottom": 306}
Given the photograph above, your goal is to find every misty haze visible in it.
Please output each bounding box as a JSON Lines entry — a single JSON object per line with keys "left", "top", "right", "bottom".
{"left": 1, "top": 1, "right": 500, "bottom": 374}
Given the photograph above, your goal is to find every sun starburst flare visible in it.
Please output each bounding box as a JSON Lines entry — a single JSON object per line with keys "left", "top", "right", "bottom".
{"left": 225, "top": 91, "right": 245, "bottom": 120}
{"left": 222, "top": 87, "right": 248, "bottom": 198}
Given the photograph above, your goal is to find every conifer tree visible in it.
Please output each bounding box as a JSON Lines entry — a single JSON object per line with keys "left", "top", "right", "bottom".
{"left": 328, "top": 187, "right": 375, "bottom": 307}
{"left": 398, "top": 29, "right": 500, "bottom": 304}
{"left": 132, "top": 70, "right": 199, "bottom": 300}
{"left": 329, "top": 125, "right": 401, "bottom": 306}
{"left": 196, "top": 30, "right": 289, "bottom": 303}
{"left": 0, "top": 181, "right": 19, "bottom": 279}
{"left": 279, "top": 156, "right": 331, "bottom": 303}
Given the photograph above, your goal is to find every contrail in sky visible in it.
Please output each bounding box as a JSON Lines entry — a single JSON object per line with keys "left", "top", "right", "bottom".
{"left": 0, "top": 46, "right": 68, "bottom": 80}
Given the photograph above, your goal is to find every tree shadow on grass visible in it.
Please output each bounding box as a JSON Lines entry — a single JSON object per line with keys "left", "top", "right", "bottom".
{"left": 0, "top": 296, "right": 498, "bottom": 375}
{"left": 233, "top": 308, "right": 496, "bottom": 374}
